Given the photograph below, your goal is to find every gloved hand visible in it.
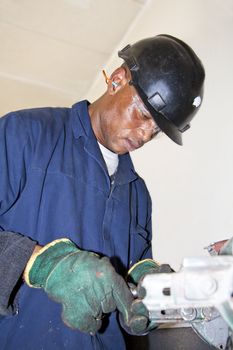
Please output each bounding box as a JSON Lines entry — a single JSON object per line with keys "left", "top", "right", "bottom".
{"left": 24, "top": 238, "right": 148, "bottom": 335}
{"left": 128, "top": 259, "right": 161, "bottom": 285}
{"left": 125, "top": 259, "right": 173, "bottom": 334}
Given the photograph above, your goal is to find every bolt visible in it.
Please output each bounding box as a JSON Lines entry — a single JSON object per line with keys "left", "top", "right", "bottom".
{"left": 180, "top": 308, "right": 197, "bottom": 321}
{"left": 201, "top": 307, "right": 218, "bottom": 320}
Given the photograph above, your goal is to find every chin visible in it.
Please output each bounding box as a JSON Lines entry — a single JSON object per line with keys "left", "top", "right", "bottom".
{"left": 109, "top": 145, "right": 124, "bottom": 155}
{"left": 117, "top": 149, "right": 129, "bottom": 155}
{"left": 110, "top": 142, "right": 129, "bottom": 155}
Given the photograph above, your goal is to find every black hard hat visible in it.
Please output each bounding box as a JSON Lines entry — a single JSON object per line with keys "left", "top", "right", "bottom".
{"left": 118, "top": 34, "right": 205, "bottom": 145}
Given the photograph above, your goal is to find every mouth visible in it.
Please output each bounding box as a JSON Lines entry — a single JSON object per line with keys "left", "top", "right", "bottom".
{"left": 123, "top": 138, "right": 143, "bottom": 152}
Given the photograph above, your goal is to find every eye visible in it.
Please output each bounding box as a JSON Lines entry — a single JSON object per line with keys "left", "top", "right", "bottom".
{"left": 141, "top": 113, "right": 147, "bottom": 119}
{"left": 137, "top": 109, "right": 149, "bottom": 120}
{"left": 143, "top": 113, "right": 151, "bottom": 120}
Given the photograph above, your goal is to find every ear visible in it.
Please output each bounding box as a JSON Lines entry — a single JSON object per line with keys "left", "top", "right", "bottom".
{"left": 107, "top": 67, "right": 128, "bottom": 95}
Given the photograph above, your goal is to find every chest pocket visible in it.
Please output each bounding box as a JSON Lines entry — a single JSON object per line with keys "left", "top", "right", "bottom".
{"left": 129, "top": 182, "right": 152, "bottom": 266}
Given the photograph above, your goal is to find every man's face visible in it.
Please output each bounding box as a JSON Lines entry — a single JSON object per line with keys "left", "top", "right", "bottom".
{"left": 97, "top": 82, "right": 161, "bottom": 155}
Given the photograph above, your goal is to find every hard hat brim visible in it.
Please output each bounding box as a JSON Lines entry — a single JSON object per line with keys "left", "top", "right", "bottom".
{"left": 144, "top": 101, "right": 183, "bottom": 146}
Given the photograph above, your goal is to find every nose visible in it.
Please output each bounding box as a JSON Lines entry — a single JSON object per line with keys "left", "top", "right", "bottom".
{"left": 138, "top": 122, "right": 155, "bottom": 143}
{"left": 147, "top": 117, "right": 157, "bottom": 131}
{"left": 141, "top": 118, "right": 157, "bottom": 138}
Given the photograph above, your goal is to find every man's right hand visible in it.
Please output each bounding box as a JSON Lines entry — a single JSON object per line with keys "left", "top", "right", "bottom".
{"left": 24, "top": 238, "right": 149, "bottom": 335}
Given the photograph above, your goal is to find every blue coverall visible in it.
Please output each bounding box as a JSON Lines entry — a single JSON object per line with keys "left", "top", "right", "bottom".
{"left": 0, "top": 100, "right": 152, "bottom": 349}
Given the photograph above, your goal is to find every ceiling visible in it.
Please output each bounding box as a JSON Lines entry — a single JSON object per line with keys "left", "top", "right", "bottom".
{"left": 0, "top": 0, "right": 148, "bottom": 112}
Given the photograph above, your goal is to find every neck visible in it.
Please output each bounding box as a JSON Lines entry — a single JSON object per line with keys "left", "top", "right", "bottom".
{"left": 88, "top": 92, "right": 109, "bottom": 145}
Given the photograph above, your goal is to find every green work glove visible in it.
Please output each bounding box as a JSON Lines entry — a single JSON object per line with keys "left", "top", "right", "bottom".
{"left": 24, "top": 238, "right": 148, "bottom": 335}
{"left": 126, "top": 259, "right": 173, "bottom": 334}
{"left": 128, "top": 259, "right": 161, "bottom": 286}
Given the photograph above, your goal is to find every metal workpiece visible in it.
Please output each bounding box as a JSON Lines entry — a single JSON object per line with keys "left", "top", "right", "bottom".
{"left": 192, "top": 314, "right": 230, "bottom": 350}
{"left": 138, "top": 256, "right": 233, "bottom": 349}
{"left": 140, "top": 256, "right": 233, "bottom": 313}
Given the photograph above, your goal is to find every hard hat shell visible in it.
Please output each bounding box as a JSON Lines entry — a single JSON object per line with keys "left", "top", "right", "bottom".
{"left": 118, "top": 34, "right": 205, "bottom": 145}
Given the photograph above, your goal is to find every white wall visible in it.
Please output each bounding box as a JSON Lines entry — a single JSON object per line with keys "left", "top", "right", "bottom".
{"left": 88, "top": 0, "right": 233, "bottom": 269}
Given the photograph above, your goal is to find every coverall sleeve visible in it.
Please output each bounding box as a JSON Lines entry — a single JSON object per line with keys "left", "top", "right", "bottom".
{"left": 0, "top": 112, "right": 37, "bottom": 316}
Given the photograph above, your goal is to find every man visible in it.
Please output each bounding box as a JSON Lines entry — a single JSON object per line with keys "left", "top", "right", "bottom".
{"left": 0, "top": 34, "right": 205, "bottom": 349}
